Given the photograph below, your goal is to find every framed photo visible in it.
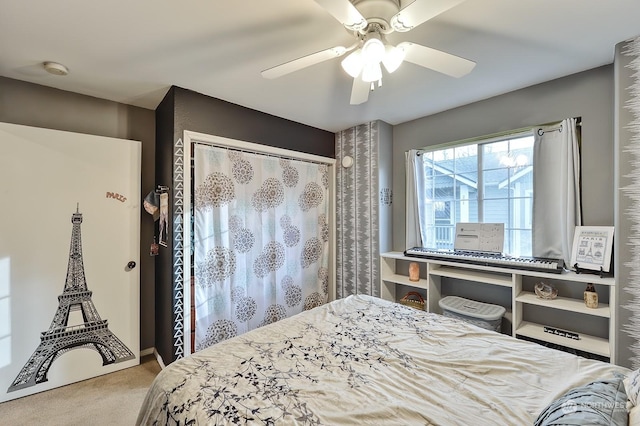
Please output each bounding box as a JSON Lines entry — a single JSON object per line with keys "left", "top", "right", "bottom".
{"left": 570, "top": 226, "right": 614, "bottom": 272}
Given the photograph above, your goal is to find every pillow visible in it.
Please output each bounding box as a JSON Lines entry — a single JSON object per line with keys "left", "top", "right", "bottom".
{"left": 625, "top": 369, "right": 640, "bottom": 408}
{"left": 535, "top": 377, "right": 628, "bottom": 426}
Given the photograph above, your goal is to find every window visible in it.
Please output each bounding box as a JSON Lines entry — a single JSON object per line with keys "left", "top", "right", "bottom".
{"left": 417, "top": 132, "right": 534, "bottom": 256}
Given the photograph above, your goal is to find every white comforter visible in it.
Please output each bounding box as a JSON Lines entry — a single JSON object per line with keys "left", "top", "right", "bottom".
{"left": 137, "top": 295, "right": 628, "bottom": 425}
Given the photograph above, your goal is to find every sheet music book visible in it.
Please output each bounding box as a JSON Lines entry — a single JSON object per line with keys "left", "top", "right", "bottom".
{"left": 454, "top": 223, "right": 505, "bottom": 254}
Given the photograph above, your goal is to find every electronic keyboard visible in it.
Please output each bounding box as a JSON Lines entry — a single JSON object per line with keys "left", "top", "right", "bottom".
{"left": 404, "top": 247, "right": 565, "bottom": 274}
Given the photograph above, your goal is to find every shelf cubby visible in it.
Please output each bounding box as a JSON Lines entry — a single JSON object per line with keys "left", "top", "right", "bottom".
{"left": 380, "top": 251, "right": 616, "bottom": 362}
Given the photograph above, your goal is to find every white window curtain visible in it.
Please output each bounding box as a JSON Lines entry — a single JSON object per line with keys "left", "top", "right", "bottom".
{"left": 405, "top": 149, "right": 424, "bottom": 248}
{"left": 405, "top": 118, "right": 580, "bottom": 262}
{"left": 192, "top": 143, "right": 330, "bottom": 351}
{"left": 532, "top": 118, "right": 581, "bottom": 264}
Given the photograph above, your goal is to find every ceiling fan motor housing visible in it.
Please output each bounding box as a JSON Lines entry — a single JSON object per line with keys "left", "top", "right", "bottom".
{"left": 351, "top": 0, "right": 400, "bottom": 29}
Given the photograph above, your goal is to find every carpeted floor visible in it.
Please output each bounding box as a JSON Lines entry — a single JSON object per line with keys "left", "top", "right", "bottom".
{"left": 0, "top": 355, "right": 161, "bottom": 425}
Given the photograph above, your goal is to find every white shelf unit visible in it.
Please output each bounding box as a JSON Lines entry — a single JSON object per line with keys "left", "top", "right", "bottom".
{"left": 380, "top": 251, "right": 617, "bottom": 362}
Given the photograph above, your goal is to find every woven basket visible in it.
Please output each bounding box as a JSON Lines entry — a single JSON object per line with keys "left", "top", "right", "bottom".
{"left": 400, "top": 291, "right": 425, "bottom": 311}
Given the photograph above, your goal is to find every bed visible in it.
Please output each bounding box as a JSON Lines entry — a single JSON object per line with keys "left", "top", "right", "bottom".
{"left": 137, "top": 295, "right": 637, "bottom": 425}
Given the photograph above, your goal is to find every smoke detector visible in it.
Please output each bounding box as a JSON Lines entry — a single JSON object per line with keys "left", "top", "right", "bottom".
{"left": 43, "top": 61, "right": 69, "bottom": 76}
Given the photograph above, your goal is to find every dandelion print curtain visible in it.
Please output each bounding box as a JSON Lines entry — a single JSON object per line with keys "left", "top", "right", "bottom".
{"left": 193, "top": 143, "right": 330, "bottom": 351}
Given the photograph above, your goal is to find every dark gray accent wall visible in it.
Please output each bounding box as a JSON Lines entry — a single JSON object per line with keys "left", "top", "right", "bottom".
{"left": 155, "top": 86, "right": 335, "bottom": 364}
{"left": 154, "top": 88, "right": 176, "bottom": 364}
{"left": 0, "top": 76, "right": 157, "bottom": 351}
{"left": 173, "top": 87, "right": 335, "bottom": 157}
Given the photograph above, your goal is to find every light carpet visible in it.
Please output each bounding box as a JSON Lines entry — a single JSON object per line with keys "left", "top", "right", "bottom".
{"left": 0, "top": 355, "right": 161, "bottom": 425}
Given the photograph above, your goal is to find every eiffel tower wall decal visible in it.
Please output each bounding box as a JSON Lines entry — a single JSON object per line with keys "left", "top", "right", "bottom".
{"left": 0, "top": 122, "right": 141, "bottom": 403}
{"left": 7, "top": 207, "right": 135, "bottom": 392}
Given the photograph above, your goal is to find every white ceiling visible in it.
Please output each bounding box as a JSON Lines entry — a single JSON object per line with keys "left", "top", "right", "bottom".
{"left": 1, "top": 0, "right": 639, "bottom": 133}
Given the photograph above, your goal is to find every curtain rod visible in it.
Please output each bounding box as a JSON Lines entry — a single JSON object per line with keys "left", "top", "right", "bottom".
{"left": 184, "top": 129, "right": 335, "bottom": 166}
{"left": 412, "top": 117, "right": 581, "bottom": 153}
{"left": 537, "top": 124, "right": 562, "bottom": 136}
{"left": 536, "top": 118, "right": 582, "bottom": 136}
{"left": 207, "top": 144, "right": 326, "bottom": 165}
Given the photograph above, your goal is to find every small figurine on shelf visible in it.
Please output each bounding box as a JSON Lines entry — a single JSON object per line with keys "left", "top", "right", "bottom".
{"left": 584, "top": 283, "right": 598, "bottom": 308}
{"left": 534, "top": 281, "right": 558, "bottom": 300}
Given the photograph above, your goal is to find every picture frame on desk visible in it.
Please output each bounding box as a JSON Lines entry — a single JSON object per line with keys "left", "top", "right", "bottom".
{"left": 570, "top": 226, "right": 614, "bottom": 274}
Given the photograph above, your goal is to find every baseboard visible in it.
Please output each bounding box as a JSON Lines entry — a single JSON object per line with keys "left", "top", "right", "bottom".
{"left": 140, "top": 347, "right": 154, "bottom": 357}
{"left": 140, "top": 347, "right": 166, "bottom": 369}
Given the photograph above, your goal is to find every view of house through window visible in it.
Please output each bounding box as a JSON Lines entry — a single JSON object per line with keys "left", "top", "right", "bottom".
{"left": 418, "top": 131, "right": 534, "bottom": 257}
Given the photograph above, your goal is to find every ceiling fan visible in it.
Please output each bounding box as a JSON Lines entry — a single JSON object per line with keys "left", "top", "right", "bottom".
{"left": 261, "top": 0, "right": 476, "bottom": 105}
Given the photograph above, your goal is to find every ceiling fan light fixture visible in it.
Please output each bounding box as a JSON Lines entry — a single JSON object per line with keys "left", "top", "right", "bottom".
{"left": 341, "top": 49, "right": 364, "bottom": 78}
{"left": 264, "top": 0, "right": 476, "bottom": 106}
{"left": 362, "top": 62, "right": 382, "bottom": 83}
{"left": 361, "top": 33, "right": 385, "bottom": 65}
{"left": 382, "top": 44, "right": 405, "bottom": 73}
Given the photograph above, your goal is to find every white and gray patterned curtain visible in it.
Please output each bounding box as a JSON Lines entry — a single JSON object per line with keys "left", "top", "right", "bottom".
{"left": 193, "top": 143, "right": 330, "bottom": 351}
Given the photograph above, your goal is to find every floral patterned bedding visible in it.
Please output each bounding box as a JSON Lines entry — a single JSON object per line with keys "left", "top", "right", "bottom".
{"left": 137, "top": 295, "right": 627, "bottom": 425}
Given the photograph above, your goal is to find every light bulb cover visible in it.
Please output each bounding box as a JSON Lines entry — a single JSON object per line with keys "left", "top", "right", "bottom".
{"left": 382, "top": 44, "right": 405, "bottom": 73}
{"left": 341, "top": 49, "right": 364, "bottom": 78}
{"left": 362, "top": 62, "right": 382, "bottom": 83}
{"left": 361, "top": 36, "right": 385, "bottom": 65}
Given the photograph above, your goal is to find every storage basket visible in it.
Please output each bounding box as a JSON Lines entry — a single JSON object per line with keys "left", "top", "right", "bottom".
{"left": 400, "top": 291, "right": 425, "bottom": 311}
{"left": 438, "top": 295, "right": 505, "bottom": 332}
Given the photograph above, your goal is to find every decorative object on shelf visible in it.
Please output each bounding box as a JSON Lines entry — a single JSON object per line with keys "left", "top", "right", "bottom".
{"left": 534, "top": 281, "right": 558, "bottom": 300}
{"left": 399, "top": 291, "right": 425, "bottom": 311}
{"left": 409, "top": 262, "right": 420, "bottom": 281}
{"left": 584, "top": 283, "right": 598, "bottom": 308}
{"left": 570, "top": 225, "right": 615, "bottom": 276}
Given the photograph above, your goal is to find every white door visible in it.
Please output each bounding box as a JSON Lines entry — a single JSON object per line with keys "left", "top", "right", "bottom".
{"left": 0, "top": 122, "right": 141, "bottom": 403}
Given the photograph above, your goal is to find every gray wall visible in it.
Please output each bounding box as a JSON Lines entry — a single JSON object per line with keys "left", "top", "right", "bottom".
{"left": 392, "top": 65, "right": 622, "bottom": 363}
{"left": 393, "top": 65, "right": 615, "bottom": 251}
{"left": 0, "top": 77, "right": 157, "bottom": 351}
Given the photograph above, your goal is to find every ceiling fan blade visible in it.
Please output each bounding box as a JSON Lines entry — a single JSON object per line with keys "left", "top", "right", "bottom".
{"left": 391, "top": 0, "right": 466, "bottom": 32}
{"left": 261, "top": 46, "right": 348, "bottom": 79}
{"left": 314, "top": 0, "right": 367, "bottom": 31}
{"left": 399, "top": 42, "right": 475, "bottom": 78}
{"left": 350, "top": 77, "right": 370, "bottom": 105}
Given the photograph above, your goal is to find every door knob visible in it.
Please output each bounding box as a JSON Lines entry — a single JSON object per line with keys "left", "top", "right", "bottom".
{"left": 126, "top": 261, "right": 137, "bottom": 270}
